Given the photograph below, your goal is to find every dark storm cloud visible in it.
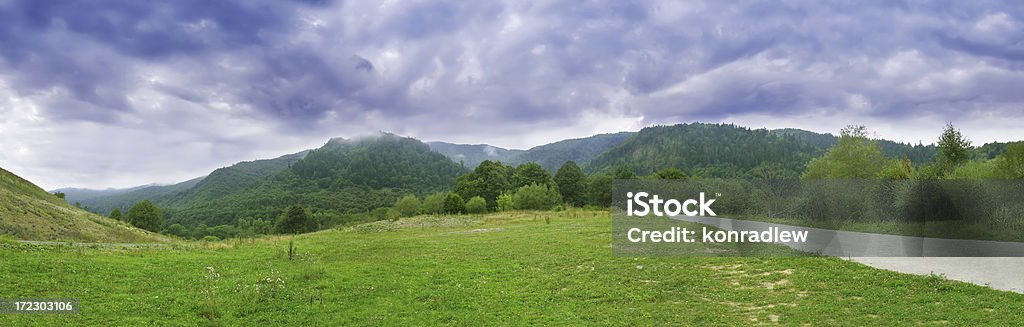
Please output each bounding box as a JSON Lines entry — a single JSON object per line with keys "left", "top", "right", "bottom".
{"left": 3, "top": 0, "right": 1024, "bottom": 189}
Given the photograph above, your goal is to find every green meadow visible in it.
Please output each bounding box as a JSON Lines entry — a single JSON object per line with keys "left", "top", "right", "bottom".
{"left": 3, "top": 210, "right": 1022, "bottom": 325}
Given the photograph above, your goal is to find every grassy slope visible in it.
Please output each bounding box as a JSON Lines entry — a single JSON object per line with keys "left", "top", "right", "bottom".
{"left": 3, "top": 210, "right": 1021, "bottom": 325}
{"left": 0, "top": 167, "right": 168, "bottom": 243}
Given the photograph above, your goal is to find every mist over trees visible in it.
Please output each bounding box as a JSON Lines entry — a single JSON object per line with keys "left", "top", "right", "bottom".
{"left": 68, "top": 122, "right": 1024, "bottom": 240}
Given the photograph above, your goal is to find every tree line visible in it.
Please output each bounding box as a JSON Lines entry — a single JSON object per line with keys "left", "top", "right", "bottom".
{"left": 106, "top": 122, "right": 1024, "bottom": 239}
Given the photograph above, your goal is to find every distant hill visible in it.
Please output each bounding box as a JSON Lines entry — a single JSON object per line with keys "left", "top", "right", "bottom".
{"left": 429, "top": 132, "right": 635, "bottom": 171}
{"left": 57, "top": 125, "right": 982, "bottom": 230}
{"left": 56, "top": 185, "right": 153, "bottom": 203}
{"left": 58, "top": 177, "right": 204, "bottom": 216}
{"left": 1, "top": 167, "right": 167, "bottom": 242}
{"left": 426, "top": 142, "right": 524, "bottom": 168}
{"left": 505, "top": 132, "right": 636, "bottom": 171}
{"left": 166, "top": 133, "right": 467, "bottom": 227}
{"left": 162, "top": 151, "right": 308, "bottom": 207}
{"left": 62, "top": 151, "right": 308, "bottom": 215}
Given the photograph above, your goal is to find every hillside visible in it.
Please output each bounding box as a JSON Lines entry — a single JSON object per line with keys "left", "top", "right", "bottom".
{"left": 505, "top": 132, "right": 635, "bottom": 171}
{"left": 426, "top": 142, "right": 524, "bottom": 168}
{"left": 56, "top": 185, "right": 153, "bottom": 204}
{"left": 163, "top": 151, "right": 309, "bottom": 207}
{"left": 166, "top": 133, "right": 468, "bottom": 227}
{"left": 589, "top": 123, "right": 820, "bottom": 178}
{"left": 58, "top": 177, "right": 204, "bottom": 216}
{"left": 0, "top": 167, "right": 167, "bottom": 242}
{"left": 429, "top": 132, "right": 635, "bottom": 171}
{"left": 63, "top": 151, "right": 308, "bottom": 215}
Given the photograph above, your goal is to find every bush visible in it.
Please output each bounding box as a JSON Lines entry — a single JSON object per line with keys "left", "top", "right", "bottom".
{"left": 371, "top": 207, "right": 401, "bottom": 221}
{"left": 109, "top": 208, "right": 123, "bottom": 221}
{"left": 443, "top": 192, "right": 465, "bottom": 214}
{"left": 465, "top": 196, "right": 487, "bottom": 214}
{"left": 422, "top": 192, "right": 446, "bottom": 214}
{"left": 207, "top": 225, "right": 237, "bottom": 240}
{"left": 164, "top": 223, "right": 189, "bottom": 238}
{"left": 514, "top": 183, "right": 561, "bottom": 211}
{"left": 995, "top": 142, "right": 1024, "bottom": 179}
{"left": 496, "top": 193, "right": 515, "bottom": 212}
{"left": 201, "top": 235, "right": 220, "bottom": 242}
{"left": 394, "top": 195, "right": 422, "bottom": 217}
{"left": 275, "top": 205, "right": 318, "bottom": 234}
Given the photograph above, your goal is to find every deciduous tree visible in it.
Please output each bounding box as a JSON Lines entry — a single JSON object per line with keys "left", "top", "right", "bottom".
{"left": 126, "top": 200, "right": 163, "bottom": 232}
{"left": 275, "top": 205, "right": 317, "bottom": 234}
{"left": 554, "top": 161, "right": 587, "bottom": 207}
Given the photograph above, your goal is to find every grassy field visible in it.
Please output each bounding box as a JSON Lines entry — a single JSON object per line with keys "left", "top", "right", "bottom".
{"left": 2, "top": 210, "right": 1022, "bottom": 325}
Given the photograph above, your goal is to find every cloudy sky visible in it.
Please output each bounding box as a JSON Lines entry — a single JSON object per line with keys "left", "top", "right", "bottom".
{"left": 1, "top": 0, "right": 1023, "bottom": 189}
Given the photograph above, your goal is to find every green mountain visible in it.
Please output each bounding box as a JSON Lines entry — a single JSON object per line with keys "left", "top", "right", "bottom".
{"left": 165, "top": 133, "right": 468, "bottom": 227}
{"left": 62, "top": 151, "right": 308, "bottom": 216}
{"left": 0, "top": 167, "right": 167, "bottom": 242}
{"left": 505, "top": 132, "right": 636, "bottom": 171}
{"left": 56, "top": 185, "right": 152, "bottom": 204}
{"left": 426, "top": 142, "right": 524, "bottom": 168}
{"left": 58, "top": 177, "right": 204, "bottom": 216}
{"left": 588, "top": 123, "right": 821, "bottom": 178}
{"left": 163, "top": 151, "right": 308, "bottom": 207}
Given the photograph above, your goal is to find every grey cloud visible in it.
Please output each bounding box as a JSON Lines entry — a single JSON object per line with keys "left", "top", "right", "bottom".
{"left": 2, "top": 0, "right": 1024, "bottom": 189}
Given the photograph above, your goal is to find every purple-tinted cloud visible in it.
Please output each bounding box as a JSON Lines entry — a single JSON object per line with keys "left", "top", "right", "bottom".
{"left": 1, "top": 0, "right": 1023, "bottom": 189}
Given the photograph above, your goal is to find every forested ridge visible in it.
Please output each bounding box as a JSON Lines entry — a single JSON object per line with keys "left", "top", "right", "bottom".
{"left": 589, "top": 123, "right": 819, "bottom": 178}
{"left": 55, "top": 123, "right": 1024, "bottom": 240}
{"left": 163, "top": 151, "right": 309, "bottom": 208}
{"left": 427, "top": 131, "right": 634, "bottom": 171}
{"left": 164, "top": 133, "right": 467, "bottom": 229}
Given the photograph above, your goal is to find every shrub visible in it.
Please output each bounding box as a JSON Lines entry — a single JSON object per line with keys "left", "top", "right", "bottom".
{"left": 201, "top": 235, "right": 220, "bottom": 242}
{"left": 514, "top": 183, "right": 562, "bottom": 211}
{"left": 465, "top": 196, "right": 487, "bottom": 214}
{"left": 371, "top": 207, "right": 401, "bottom": 221}
{"left": 422, "top": 192, "right": 446, "bottom": 214}
{"left": 164, "top": 223, "right": 189, "bottom": 238}
{"left": 394, "top": 195, "right": 422, "bottom": 217}
{"left": 497, "top": 193, "right": 515, "bottom": 212}
{"left": 275, "top": 205, "right": 318, "bottom": 234}
{"left": 443, "top": 192, "right": 465, "bottom": 214}
{"left": 109, "top": 208, "right": 123, "bottom": 221}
